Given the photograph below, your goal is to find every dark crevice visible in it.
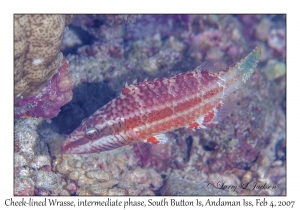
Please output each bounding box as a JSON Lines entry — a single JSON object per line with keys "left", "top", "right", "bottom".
{"left": 51, "top": 82, "right": 116, "bottom": 134}
{"left": 186, "top": 136, "right": 193, "bottom": 161}
{"left": 61, "top": 24, "right": 96, "bottom": 56}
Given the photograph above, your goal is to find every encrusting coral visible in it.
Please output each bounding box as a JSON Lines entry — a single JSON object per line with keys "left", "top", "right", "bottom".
{"left": 14, "top": 14, "right": 76, "bottom": 119}
{"left": 14, "top": 58, "right": 76, "bottom": 119}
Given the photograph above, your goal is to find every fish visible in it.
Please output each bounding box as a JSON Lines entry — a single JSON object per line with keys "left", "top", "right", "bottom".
{"left": 61, "top": 46, "right": 261, "bottom": 154}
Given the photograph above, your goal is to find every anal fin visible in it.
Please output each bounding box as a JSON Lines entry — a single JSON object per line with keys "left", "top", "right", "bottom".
{"left": 145, "top": 133, "right": 169, "bottom": 145}
{"left": 137, "top": 133, "right": 169, "bottom": 157}
{"left": 210, "top": 100, "right": 236, "bottom": 124}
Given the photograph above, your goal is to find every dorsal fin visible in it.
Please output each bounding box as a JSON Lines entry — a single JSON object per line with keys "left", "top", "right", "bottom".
{"left": 131, "top": 79, "right": 137, "bottom": 85}
{"left": 121, "top": 80, "right": 139, "bottom": 95}
{"left": 140, "top": 78, "right": 148, "bottom": 85}
{"left": 121, "top": 82, "right": 131, "bottom": 95}
{"left": 196, "top": 60, "right": 226, "bottom": 74}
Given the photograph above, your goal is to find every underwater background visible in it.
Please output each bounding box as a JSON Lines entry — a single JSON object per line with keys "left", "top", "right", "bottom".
{"left": 14, "top": 14, "right": 286, "bottom": 195}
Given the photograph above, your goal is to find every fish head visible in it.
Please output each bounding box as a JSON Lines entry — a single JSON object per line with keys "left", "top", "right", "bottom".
{"left": 61, "top": 120, "right": 101, "bottom": 154}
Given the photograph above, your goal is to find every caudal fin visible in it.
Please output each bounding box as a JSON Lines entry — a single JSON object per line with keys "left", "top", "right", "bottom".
{"left": 237, "top": 45, "right": 261, "bottom": 83}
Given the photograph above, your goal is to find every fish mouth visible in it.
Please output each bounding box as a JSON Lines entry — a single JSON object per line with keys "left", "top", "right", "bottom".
{"left": 61, "top": 138, "right": 90, "bottom": 154}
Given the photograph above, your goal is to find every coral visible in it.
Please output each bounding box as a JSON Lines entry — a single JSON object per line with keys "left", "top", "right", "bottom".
{"left": 100, "top": 15, "right": 142, "bottom": 26}
{"left": 262, "top": 59, "right": 286, "bottom": 81}
{"left": 14, "top": 57, "right": 76, "bottom": 119}
{"left": 32, "top": 170, "right": 63, "bottom": 194}
{"left": 250, "top": 15, "right": 286, "bottom": 60}
{"left": 14, "top": 177, "right": 35, "bottom": 196}
{"left": 118, "top": 167, "right": 163, "bottom": 191}
{"left": 255, "top": 18, "right": 272, "bottom": 41}
{"left": 60, "top": 28, "right": 82, "bottom": 50}
{"left": 72, "top": 14, "right": 141, "bottom": 28}
{"left": 192, "top": 29, "right": 222, "bottom": 50}
{"left": 187, "top": 15, "right": 249, "bottom": 63}
{"left": 46, "top": 134, "right": 164, "bottom": 195}
{"left": 66, "top": 41, "right": 126, "bottom": 88}
{"left": 65, "top": 29, "right": 184, "bottom": 96}
{"left": 267, "top": 28, "right": 286, "bottom": 57}
{"left": 14, "top": 14, "right": 73, "bottom": 101}
{"left": 14, "top": 118, "right": 66, "bottom": 195}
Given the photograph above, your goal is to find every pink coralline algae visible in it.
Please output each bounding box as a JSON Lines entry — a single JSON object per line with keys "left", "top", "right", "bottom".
{"left": 14, "top": 57, "right": 76, "bottom": 119}
{"left": 267, "top": 28, "right": 286, "bottom": 58}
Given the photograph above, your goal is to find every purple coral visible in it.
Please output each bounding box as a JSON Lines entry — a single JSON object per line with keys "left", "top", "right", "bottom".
{"left": 14, "top": 57, "right": 76, "bottom": 119}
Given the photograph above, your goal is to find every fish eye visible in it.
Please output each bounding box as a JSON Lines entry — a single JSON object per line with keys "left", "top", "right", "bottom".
{"left": 85, "top": 127, "right": 99, "bottom": 139}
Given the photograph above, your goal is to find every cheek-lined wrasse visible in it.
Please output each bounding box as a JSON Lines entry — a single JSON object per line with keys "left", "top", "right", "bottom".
{"left": 61, "top": 46, "right": 261, "bottom": 154}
